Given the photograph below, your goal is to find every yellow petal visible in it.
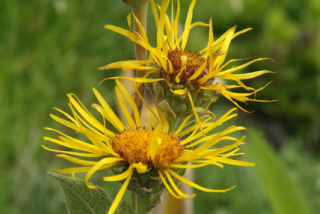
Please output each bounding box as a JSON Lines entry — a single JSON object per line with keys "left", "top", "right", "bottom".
{"left": 187, "top": 91, "right": 205, "bottom": 136}
{"left": 92, "top": 88, "right": 125, "bottom": 131}
{"left": 181, "top": 0, "right": 196, "bottom": 49}
{"left": 102, "top": 76, "right": 164, "bottom": 83}
{"left": 115, "top": 79, "right": 141, "bottom": 127}
{"left": 107, "top": 167, "right": 133, "bottom": 214}
{"left": 85, "top": 157, "right": 124, "bottom": 188}
{"left": 132, "top": 162, "right": 148, "bottom": 174}
{"left": 170, "top": 87, "right": 188, "bottom": 95}
{"left": 155, "top": 105, "right": 169, "bottom": 132}
{"left": 42, "top": 145, "right": 102, "bottom": 157}
{"left": 98, "top": 60, "right": 155, "bottom": 71}
{"left": 103, "top": 165, "right": 133, "bottom": 182}
{"left": 187, "top": 58, "right": 208, "bottom": 82}
{"left": 147, "top": 125, "right": 162, "bottom": 160}
{"left": 56, "top": 154, "right": 97, "bottom": 166}
{"left": 158, "top": 170, "right": 183, "bottom": 199}
{"left": 115, "top": 87, "right": 136, "bottom": 129}
{"left": 168, "top": 169, "right": 236, "bottom": 193}
{"left": 164, "top": 170, "right": 196, "bottom": 198}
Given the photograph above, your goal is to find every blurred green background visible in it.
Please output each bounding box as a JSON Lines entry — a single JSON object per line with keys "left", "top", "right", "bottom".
{"left": 1, "top": 0, "right": 319, "bottom": 213}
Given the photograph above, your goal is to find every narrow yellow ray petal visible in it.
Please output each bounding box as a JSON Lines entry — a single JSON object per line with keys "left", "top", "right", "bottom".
{"left": 150, "top": 0, "right": 159, "bottom": 27}
{"left": 170, "top": 87, "right": 188, "bottom": 95}
{"left": 53, "top": 166, "right": 96, "bottom": 174}
{"left": 186, "top": 117, "right": 239, "bottom": 144}
{"left": 50, "top": 114, "right": 79, "bottom": 131}
{"left": 105, "top": 24, "right": 154, "bottom": 58}
{"left": 68, "top": 101, "right": 115, "bottom": 139}
{"left": 98, "top": 60, "right": 155, "bottom": 71}
{"left": 56, "top": 154, "right": 97, "bottom": 166}
{"left": 81, "top": 129, "right": 118, "bottom": 157}
{"left": 181, "top": 0, "right": 196, "bottom": 49}
{"left": 207, "top": 17, "right": 214, "bottom": 65}
{"left": 234, "top": 70, "right": 273, "bottom": 80}
{"left": 214, "top": 157, "right": 255, "bottom": 166}
{"left": 91, "top": 104, "right": 122, "bottom": 133}
{"left": 186, "top": 134, "right": 239, "bottom": 149}
{"left": 43, "top": 135, "right": 99, "bottom": 154}
{"left": 157, "top": 0, "right": 170, "bottom": 48}
{"left": 198, "top": 137, "right": 245, "bottom": 158}
{"left": 53, "top": 128, "right": 105, "bottom": 153}
{"left": 181, "top": 108, "right": 238, "bottom": 144}
{"left": 103, "top": 165, "right": 133, "bottom": 182}
{"left": 132, "top": 82, "right": 161, "bottom": 123}
{"left": 164, "top": 8, "right": 174, "bottom": 48}
{"left": 164, "top": 171, "right": 196, "bottom": 198}
{"left": 170, "top": 163, "right": 209, "bottom": 168}
{"left": 148, "top": 125, "right": 162, "bottom": 160}
{"left": 169, "top": 169, "right": 236, "bottom": 193}
{"left": 219, "top": 90, "right": 252, "bottom": 112}
{"left": 115, "top": 79, "right": 141, "bottom": 127}
{"left": 68, "top": 94, "right": 107, "bottom": 134}
{"left": 189, "top": 21, "right": 210, "bottom": 30}
{"left": 92, "top": 88, "right": 125, "bottom": 131}
{"left": 187, "top": 91, "right": 205, "bottom": 136}
{"left": 52, "top": 107, "right": 79, "bottom": 127}
{"left": 217, "top": 58, "right": 269, "bottom": 77}
{"left": 107, "top": 168, "right": 134, "bottom": 214}
{"left": 187, "top": 59, "right": 208, "bottom": 82}
{"left": 214, "top": 26, "right": 236, "bottom": 70}
{"left": 174, "top": 0, "right": 180, "bottom": 47}
{"left": 85, "top": 157, "right": 124, "bottom": 188}
{"left": 42, "top": 145, "right": 103, "bottom": 157}
{"left": 200, "top": 27, "right": 252, "bottom": 55}
{"left": 131, "top": 12, "right": 148, "bottom": 42}
{"left": 115, "top": 87, "right": 136, "bottom": 129}
{"left": 173, "top": 114, "right": 193, "bottom": 137}
{"left": 175, "top": 55, "right": 187, "bottom": 83}
{"left": 193, "top": 133, "right": 243, "bottom": 156}
{"left": 127, "top": 13, "right": 132, "bottom": 30}
{"left": 155, "top": 105, "right": 169, "bottom": 132}
{"left": 170, "top": 0, "right": 174, "bottom": 47}
{"left": 158, "top": 170, "right": 182, "bottom": 199}
{"left": 102, "top": 76, "right": 164, "bottom": 83}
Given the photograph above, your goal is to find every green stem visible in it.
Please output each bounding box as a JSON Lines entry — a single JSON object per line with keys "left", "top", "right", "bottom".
{"left": 123, "top": 1, "right": 150, "bottom": 213}
{"left": 135, "top": 193, "right": 152, "bottom": 214}
{"left": 131, "top": 191, "right": 136, "bottom": 209}
{"left": 125, "top": 0, "right": 149, "bottom": 116}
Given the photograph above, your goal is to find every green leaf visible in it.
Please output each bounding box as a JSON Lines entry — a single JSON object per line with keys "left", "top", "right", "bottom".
{"left": 245, "top": 128, "right": 312, "bottom": 214}
{"left": 48, "top": 172, "right": 135, "bottom": 214}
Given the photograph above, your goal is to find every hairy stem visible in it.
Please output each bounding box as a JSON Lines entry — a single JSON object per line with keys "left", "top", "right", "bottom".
{"left": 127, "top": 0, "right": 149, "bottom": 116}
{"left": 135, "top": 193, "right": 152, "bottom": 214}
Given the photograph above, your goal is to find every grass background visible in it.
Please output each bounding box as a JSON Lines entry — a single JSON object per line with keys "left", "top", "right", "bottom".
{"left": 1, "top": 0, "right": 319, "bottom": 213}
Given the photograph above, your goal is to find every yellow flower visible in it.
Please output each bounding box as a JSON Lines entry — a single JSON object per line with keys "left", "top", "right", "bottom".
{"left": 44, "top": 80, "right": 254, "bottom": 214}
{"left": 99, "top": 0, "right": 273, "bottom": 127}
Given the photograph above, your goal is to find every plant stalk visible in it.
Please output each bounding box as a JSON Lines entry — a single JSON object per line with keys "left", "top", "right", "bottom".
{"left": 126, "top": 0, "right": 149, "bottom": 116}
{"left": 135, "top": 193, "right": 152, "bottom": 214}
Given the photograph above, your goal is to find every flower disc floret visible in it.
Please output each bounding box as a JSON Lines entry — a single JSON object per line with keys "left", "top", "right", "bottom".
{"left": 112, "top": 127, "right": 183, "bottom": 170}
{"left": 167, "top": 49, "right": 210, "bottom": 85}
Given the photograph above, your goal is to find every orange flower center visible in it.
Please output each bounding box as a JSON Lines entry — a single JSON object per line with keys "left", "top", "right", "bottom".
{"left": 167, "top": 49, "right": 210, "bottom": 85}
{"left": 111, "top": 127, "right": 183, "bottom": 170}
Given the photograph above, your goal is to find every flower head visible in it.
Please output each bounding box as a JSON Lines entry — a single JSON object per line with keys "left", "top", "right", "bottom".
{"left": 99, "top": 0, "right": 273, "bottom": 127}
{"left": 44, "top": 80, "right": 254, "bottom": 214}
